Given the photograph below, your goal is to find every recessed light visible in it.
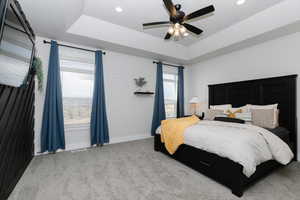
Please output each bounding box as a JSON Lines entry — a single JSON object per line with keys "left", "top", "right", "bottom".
{"left": 115, "top": 6, "right": 123, "bottom": 12}
{"left": 236, "top": 0, "right": 246, "bottom": 5}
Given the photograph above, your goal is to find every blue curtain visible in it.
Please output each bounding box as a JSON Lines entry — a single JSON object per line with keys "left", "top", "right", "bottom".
{"left": 177, "top": 66, "right": 185, "bottom": 118}
{"left": 91, "top": 51, "right": 109, "bottom": 145}
{"left": 151, "top": 62, "right": 166, "bottom": 136}
{"left": 41, "top": 40, "right": 65, "bottom": 153}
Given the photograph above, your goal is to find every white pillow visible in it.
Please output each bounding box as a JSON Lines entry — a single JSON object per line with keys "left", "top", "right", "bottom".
{"left": 248, "top": 104, "right": 278, "bottom": 110}
{"left": 210, "top": 104, "right": 232, "bottom": 111}
{"left": 204, "top": 109, "right": 226, "bottom": 120}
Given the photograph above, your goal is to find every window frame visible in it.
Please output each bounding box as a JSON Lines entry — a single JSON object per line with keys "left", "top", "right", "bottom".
{"left": 60, "top": 59, "right": 94, "bottom": 131}
{"left": 163, "top": 71, "right": 178, "bottom": 119}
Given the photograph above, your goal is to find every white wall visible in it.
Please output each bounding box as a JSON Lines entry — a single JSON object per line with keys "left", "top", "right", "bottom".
{"left": 35, "top": 37, "right": 157, "bottom": 154}
{"left": 34, "top": 37, "right": 189, "bottom": 154}
{"left": 187, "top": 32, "right": 300, "bottom": 160}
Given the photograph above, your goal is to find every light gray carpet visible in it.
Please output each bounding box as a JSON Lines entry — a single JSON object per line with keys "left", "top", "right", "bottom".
{"left": 8, "top": 139, "right": 300, "bottom": 200}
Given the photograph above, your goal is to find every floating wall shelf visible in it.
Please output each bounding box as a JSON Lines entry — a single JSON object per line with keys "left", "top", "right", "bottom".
{"left": 134, "top": 91, "right": 154, "bottom": 95}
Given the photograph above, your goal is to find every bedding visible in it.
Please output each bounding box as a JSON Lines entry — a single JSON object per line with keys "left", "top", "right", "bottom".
{"left": 183, "top": 121, "right": 293, "bottom": 177}
{"left": 157, "top": 120, "right": 293, "bottom": 177}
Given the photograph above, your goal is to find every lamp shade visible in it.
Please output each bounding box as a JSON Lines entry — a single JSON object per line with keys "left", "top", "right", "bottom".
{"left": 189, "top": 97, "right": 199, "bottom": 104}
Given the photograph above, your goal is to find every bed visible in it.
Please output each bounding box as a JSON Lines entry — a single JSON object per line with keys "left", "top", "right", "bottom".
{"left": 154, "top": 74, "right": 298, "bottom": 197}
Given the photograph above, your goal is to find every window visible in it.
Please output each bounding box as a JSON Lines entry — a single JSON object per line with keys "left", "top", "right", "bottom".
{"left": 60, "top": 60, "right": 94, "bottom": 127}
{"left": 163, "top": 73, "right": 178, "bottom": 118}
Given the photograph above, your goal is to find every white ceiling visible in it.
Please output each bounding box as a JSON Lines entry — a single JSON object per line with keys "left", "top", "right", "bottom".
{"left": 18, "top": 0, "right": 299, "bottom": 64}
{"left": 83, "top": 0, "right": 284, "bottom": 46}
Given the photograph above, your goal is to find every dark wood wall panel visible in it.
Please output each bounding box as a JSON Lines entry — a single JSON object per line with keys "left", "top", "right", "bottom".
{"left": 0, "top": 76, "right": 34, "bottom": 200}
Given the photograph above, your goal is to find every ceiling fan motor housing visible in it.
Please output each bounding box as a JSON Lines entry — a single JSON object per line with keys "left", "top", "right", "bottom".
{"left": 170, "top": 4, "right": 185, "bottom": 24}
{"left": 175, "top": 4, "right": 181, "bottom": 10}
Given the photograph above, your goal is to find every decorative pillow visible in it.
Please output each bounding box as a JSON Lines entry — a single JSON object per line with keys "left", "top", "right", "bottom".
{"left": 226, "top": 109, "right": 242, "bottom": 118}
{"left": 204, "top": 109, "right": 225, "bottom": 121}
{"left": 251, "top": 109, "right": 278, "bottom": 129}
{"left": 210, "top": 104, "right": 232, "bottom": 111}
{"left": 214, "top": 117, "right": 245, "bottom": 124}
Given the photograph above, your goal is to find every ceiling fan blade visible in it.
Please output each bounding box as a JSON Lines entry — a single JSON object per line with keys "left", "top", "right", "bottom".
{"left": 184, "top": 5, "right": 215, "bottom": 21}
{"left": 183, "top": 23, "right": 203, "bottom": 35}
{"left": 143, "top": 21, "right": 170, "bottom": 27}
{"left": 163, "top": 0, "right": 176, "bottom": 16}
{"left": 164, "top": 32, "right": 172, "bottom": 40}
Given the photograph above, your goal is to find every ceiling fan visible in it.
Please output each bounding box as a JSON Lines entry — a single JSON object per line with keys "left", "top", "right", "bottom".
{"left": 143, "top": 0, "right": 215, "bottom": 40}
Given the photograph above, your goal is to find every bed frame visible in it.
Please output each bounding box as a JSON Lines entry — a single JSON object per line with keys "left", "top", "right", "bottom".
{"left": 154, "top": 74, "right": 297, "bottom": 197}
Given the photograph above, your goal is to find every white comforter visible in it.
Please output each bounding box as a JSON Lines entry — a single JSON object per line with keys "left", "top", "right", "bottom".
{"left": 157, "top": 121, "right": 294, "bottom": 177}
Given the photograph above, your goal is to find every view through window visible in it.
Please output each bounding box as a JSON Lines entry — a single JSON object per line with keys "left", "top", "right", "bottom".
{"left": 60, "top": 60, "right": 94, "bottom": 127}
{"left": 163, "top": 73, "right": 178, "bottom": 118}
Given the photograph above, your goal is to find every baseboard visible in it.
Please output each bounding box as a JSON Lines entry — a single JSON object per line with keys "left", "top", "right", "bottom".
{"left": 35, "top": 134, "right": 152, "bottom": 156}
{"left": 109, "top": 135, "right": 152, "bottom": 145}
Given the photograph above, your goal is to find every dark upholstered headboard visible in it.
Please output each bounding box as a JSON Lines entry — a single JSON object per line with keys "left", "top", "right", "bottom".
{"left": 208, "top": 75, "right": 297, "bottom": 159}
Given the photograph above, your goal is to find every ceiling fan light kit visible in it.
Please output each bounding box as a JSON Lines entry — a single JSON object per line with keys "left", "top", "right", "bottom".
{"left": 167, "top": 23, "right": 188, "bottom": 40}
{"left": 143, "top": 0, "right": 215, "bottom": 41}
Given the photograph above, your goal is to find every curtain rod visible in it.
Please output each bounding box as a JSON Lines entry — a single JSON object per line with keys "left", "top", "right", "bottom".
{"left": 153, "top": 61, "right": 184, "bottom": 69}
{"left": 43, "top": 40, "right": 106, "bottom": 55}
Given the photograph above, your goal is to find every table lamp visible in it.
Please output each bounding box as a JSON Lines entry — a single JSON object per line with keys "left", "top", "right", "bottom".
{"left": 189, "top": 97, "right": 199, "bottom": 115}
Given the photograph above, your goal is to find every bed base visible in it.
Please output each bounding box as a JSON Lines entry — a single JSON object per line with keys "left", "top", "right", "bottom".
{"left": 154, "top": 134, "right": 284, "bottom": 197}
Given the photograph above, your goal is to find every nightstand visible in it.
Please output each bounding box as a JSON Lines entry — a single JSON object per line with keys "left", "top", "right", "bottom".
{"left": 183, "top": 112, "right": 205, "bottom": 120}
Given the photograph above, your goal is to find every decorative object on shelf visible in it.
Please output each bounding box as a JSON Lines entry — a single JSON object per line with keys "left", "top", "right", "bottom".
{"left": 189, "top": 96, "right": 199, "bottom": 115}
{"left": 134, "top": 77, "right": 147, "bottom": 89}
{"left": 32, "top": 57, "right": 43, "bottom": 91}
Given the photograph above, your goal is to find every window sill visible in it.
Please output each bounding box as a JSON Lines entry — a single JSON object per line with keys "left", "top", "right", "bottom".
{"left": 65, "top": 124, "right": 90, "bottom": 132}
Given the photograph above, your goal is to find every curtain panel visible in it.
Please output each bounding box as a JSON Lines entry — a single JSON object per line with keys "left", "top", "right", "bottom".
{"left": 41, "top": 40, "right": 65, "bottom": 153}
{"left": 151, "top": 62, "right": 166, "bottom": 136}
{"left": 177, "top": 66, "right": 184, "bottom": 118}
{"left": 90, "top": 51, "right": 109, "bottom": 145}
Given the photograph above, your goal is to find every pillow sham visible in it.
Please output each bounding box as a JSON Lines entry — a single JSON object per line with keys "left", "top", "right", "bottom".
{"left": 251, "top": 109, "right": 278, "bottom": 129}
{"left": 204, "top": 109, "right": 225, "bottom": 121}
{"left": 248, "top": 104, "right": 278, "bottom": 110}
{"left": 210, "top": 104, "right": 232, "bottom": 111}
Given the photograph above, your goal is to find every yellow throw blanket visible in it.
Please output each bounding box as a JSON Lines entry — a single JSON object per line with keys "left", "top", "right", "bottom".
{"left": 161, "top": 115, "right": 200, "bottom": 155}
